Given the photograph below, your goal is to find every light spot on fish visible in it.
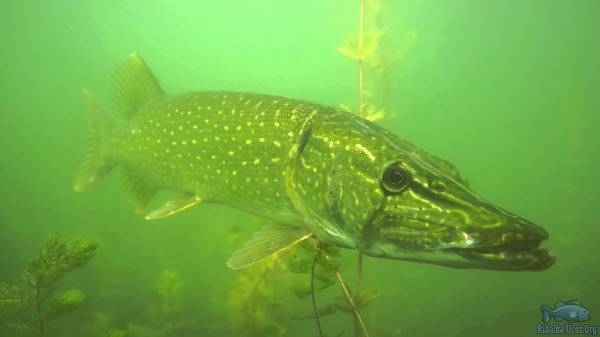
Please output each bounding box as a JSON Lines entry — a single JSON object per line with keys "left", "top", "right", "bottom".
{"left": 273, "top": 141, "right": 281, "bottom": 147}
{"left": 355, "top": 144, "right": 376, "bottom": 161}
{"left": 253, "top": 158, "right": 261, "bottom": 165}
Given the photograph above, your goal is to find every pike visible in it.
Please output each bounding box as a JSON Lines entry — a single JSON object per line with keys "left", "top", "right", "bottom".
{"left": 75, "top": 54, "right": 555, "bottom": 271}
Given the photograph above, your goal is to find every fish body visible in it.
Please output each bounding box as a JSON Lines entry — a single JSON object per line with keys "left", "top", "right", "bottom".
{"left": 75, "top": 54, "right": 555, "bottom": 271}
{"left": 541, "top": 301, "right": 591, "bottom": 324}
{"left": 112, "top": 92, "right": 313, "bottom": 224}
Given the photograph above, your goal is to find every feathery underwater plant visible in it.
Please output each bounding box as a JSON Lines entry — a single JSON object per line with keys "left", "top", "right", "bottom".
{"left": 286, "top": 239, "right": 379, "bottom": 337}
{"left": 0, "top": 234, "right": 98, "bottom": 337}
{"left": 228, "top": 225, "right": 378, "bottom": 337}
{"left": 338, "top": 0, "right": 386, "bottom": 121}
{"left": 228, "top": 255, "right": 290, "bottom": 337}
{"left": 338, "top": 0, "right": 416, "bottom": 122}
{"left": 227, "top": 223, "right": 291, "bottom": 337}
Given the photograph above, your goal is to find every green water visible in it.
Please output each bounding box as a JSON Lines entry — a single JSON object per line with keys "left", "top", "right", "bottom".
{"left": 1, "top": 1, "right": 599, "bottom": 336}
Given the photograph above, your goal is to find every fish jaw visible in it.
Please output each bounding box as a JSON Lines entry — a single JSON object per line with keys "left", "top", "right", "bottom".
{"left": 360, "top": 192, "right": 555, "bottom": 271}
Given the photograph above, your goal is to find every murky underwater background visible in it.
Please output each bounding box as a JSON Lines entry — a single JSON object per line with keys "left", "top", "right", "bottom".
{"left": 1, "top": 1, "right": 599, "bottom": 336}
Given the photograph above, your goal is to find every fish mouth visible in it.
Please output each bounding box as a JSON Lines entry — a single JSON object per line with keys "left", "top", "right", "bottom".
{"left": 373, "top": 215, "right": 555, "bottom": 271}
{"left": 445, "top": 239, "right": 555, "bottom": 271}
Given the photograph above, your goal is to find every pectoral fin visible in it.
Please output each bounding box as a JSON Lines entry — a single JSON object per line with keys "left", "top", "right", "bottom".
{"left": 145, "top": 194, "right": 202, "bottom": 220}
{"left": 227, "top": 224, "right": 313, "bottom": 270}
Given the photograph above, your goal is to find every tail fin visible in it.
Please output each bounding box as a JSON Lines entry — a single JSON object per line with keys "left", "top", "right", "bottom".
{"left": 541, "top": 305, "right": 553, "bottom": 323}
{"left": 74, "top": 89, "right": 115, "bottom": 192}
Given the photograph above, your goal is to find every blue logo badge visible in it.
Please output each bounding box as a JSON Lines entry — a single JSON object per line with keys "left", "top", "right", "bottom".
{"left": 537, "top": 300, "right": 597, "bottom": 336}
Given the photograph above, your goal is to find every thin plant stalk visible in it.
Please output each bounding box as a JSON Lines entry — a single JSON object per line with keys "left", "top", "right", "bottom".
{"left": 357, "top": 0, "right": 366, "bottom": 117}
{"left": 323, "top": 254, "right": 370, "bottom": 337}
{"left": 311, "top": 247, "right": 325, "bottom": 337}
{"left": 35, "top": 287, "right": 44, "bottom": 337}
{"left": 354, "top": 252, "right": 363, "bottom": 337}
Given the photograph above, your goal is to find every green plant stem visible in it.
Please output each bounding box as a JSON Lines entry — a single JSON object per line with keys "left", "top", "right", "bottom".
{"left": 311, "top": 247, "right": 325, "bottom": 337}
{"left": 358, "top": 0, "right": 366, "bottom": 117}
{"left": 35, "top": 287, "right": 44, "bottom": 337}
{"left": 323, "top": 254, "right": 370, "bottom": 337}
{"left": 354, "top": 253, "right": 363, "bottom": 337}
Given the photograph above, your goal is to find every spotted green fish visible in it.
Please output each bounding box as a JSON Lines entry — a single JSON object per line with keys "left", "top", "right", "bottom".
{"left": 75, "top": 54, "right": 554, "bottom": 271}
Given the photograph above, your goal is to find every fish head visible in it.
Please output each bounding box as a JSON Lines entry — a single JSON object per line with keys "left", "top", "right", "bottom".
{"left": 302, "top": 114, "right": 554, "bottom": 271}
{"left": 577, "top": 307, "right": 590, "bottom": 321}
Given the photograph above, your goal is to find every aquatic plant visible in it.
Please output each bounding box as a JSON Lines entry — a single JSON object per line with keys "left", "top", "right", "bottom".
{"left": 338, "top": 0, "right": 386, "bottom": 121}
{"left": 338, "top": 0, "right": 416, "bottom": 121}
{"left": 127, "top": 269, "right": 187, "bottom": 337}
{"left": 152, "top": 269, "right": 184, "bottom": 319}
{"left": 228, "top": 225, "right": 379, "bottom": 337}
{"left": 0, "top": 233, "right": 98, "bottom": 337}
{"left": 286, "top": 240, "right": 379, "bottom": 337}
{"left": 228, "top": 229, "right": 290, "bottom": 337}
{"left": 78, "top": 269, "right": 187, "bottom": 337}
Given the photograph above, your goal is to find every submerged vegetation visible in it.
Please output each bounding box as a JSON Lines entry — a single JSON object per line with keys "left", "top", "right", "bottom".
{"left": 338, "top": 0, "right": 416, "bottom": 121}
{"left": 0, "top": 234, "right": 98, "bottom": 337}
{"left": 228, "top": 228, "right": 379, "bottom": 337}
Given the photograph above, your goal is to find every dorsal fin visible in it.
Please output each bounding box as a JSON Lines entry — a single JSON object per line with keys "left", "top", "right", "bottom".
{"left": 111, "top": 53, "right": 164, "bottom": 118}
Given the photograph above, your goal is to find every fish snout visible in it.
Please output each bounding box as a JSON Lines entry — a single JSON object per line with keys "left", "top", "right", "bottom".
{"left": 451, "top": 213, "right": 555, "bottom": 270}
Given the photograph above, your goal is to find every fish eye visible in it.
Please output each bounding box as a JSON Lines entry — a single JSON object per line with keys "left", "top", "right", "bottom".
{"left": 381, "top": 163, "right": 409, "bottom": 193}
